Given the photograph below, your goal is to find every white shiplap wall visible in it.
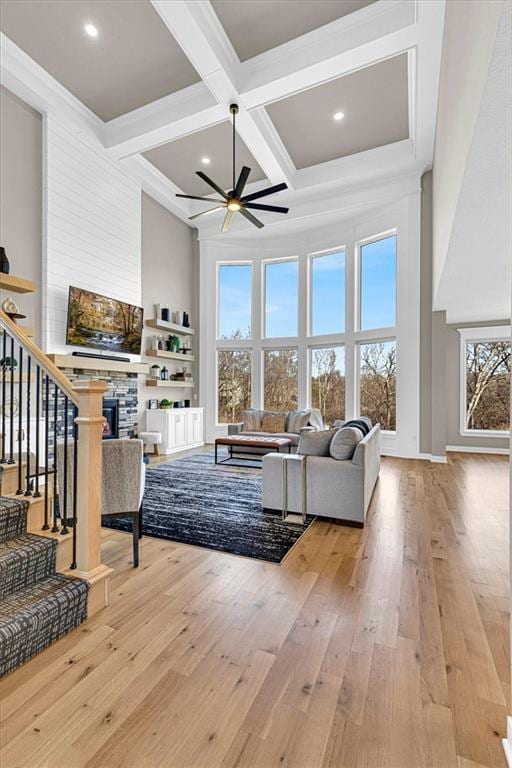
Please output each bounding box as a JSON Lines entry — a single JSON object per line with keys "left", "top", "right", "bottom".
{"left": 43, "top": 117, "right": 142, "bottom": 355}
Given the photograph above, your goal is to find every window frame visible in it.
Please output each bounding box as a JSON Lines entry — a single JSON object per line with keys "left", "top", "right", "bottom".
{"left": 356, "top": 230, "right": 397, "bottom": 334}
{"left": 262, "top": 255, "right": 299, "bottom": 340}
{"left": 308, "top": 246, "right": 346, "bottom": 337}
{"left": 216, "top": 260, "right": 254, "bottom": 341}
{"left": 458, "top": 325, "right": 511, "bottom": 438}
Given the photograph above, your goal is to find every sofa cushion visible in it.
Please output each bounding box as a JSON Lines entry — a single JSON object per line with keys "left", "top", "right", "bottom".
{"left": 330, "top": 426, "right": 364, "bottom": 461}
{"left": 261, "top": 411, "right": 287, "bottom": 433}
{"left": 298, "top": 428, "right": 337, "bottom": 457}
{"left": 242, "top": 409, "right": 262, "bottom": 432}
{"left": 286, "top": 410, "right": 311, "bottom": 434}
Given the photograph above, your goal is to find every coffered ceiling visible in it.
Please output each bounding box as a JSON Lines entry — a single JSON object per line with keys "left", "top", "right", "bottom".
{"left": 0, "top": 0, "right": 446, "bottom": 237}
{"left": 210, "top": 0, "right": 375, "bottom": 61}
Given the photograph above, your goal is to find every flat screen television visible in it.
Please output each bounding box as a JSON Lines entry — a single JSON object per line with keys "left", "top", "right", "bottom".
{"left": 66, "top": 286, "right": 143, "bottom": 355}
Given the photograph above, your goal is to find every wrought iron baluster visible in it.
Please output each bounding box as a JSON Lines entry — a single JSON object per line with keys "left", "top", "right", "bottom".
{"left": 71, "top": 403, "right": 78, "bottom": 569}
{"left": 34, "top": 366, "right": 41, "bottom": 498}
{"left": 51, "top": 383, "right": 59, "bottom": 533}
{"left": 61, "top": 395, "right": 69, "bottom": 535}
{"left": 24, "top": 355, "right": 32, "bottom": 496}
{"left": 8, "top": 337, "right": 14, "bottom": 464}
{"left": 16, "top": 347, "right": 23, "bottom": 495}
{"left": 42, "top": 374, "right": 50, "bottom": 530}
{"left": 1, "top": 330, "right": 6, "bottom": 464}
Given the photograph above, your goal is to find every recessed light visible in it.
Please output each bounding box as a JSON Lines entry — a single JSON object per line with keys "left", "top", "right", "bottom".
{"left": 84, "top": 23, "right": 98, "bottom": 38}
{"left": 333, "top": 111, "right": 345, "bottom": 121}
{"left": 201, "top": 157, "right": 211, "bottom": 165}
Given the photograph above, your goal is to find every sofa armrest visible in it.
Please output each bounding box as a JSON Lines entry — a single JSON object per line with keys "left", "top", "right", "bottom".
{"left": 299, "top": 426, "right": 315, "bottom": 434}
{"left": 228, "top": 422, "right": 244, "bottom": 435}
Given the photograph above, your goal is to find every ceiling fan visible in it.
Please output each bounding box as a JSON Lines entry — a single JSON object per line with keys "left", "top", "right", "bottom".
{"left": 176, "top": 104, "right": 289, "bottom": 233}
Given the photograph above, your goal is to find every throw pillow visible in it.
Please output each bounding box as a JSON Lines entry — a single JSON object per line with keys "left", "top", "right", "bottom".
{"left": 342, "top": 418, "right": 371, "bottom": 436}
{"left": 286, "top": 410, "right": 311, "bottom": 434}
{"left": 242, "top": 409, "right": 262, "bottom": 432}
{"left": 298, "top": 428, "right": 338, "bottom": 457}
{"left": 261, "top": 411, "right": 287, "bottom": 433}
{"left": 329, "top": 426, "right": 364, "bottom": 461}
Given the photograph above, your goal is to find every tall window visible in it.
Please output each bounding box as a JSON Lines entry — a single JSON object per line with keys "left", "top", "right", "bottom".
{"left": 218, "top": 264, "right": 252, "bottom": 339}
{"left": 359, "top": 341, "right": 396, "bottom": 430}
{"left": 310, "top": 250, "right": 345, "bottom": 335}
{"left": 359, "top": 234, "right": 396, "bottom": 330}
{"left": 217, "top": 350, "right": 252, "bottom": 423}
{"left": 461, "top": 329, "right": 511, "bottom": 433}
{"left": 264, "top": 259, "right": 298, "bottom": 338}
{"left": 264, "top": 349, "right": 298, "bottom": 411}
{"left": 311, "top": 346, "right": 345, "bottom": 426}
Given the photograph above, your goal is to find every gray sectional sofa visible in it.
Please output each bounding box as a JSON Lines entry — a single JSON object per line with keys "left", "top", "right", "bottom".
{"left": 262, "top": 422, "right": 381, "bottom": 526}
{"left": 227, "top": 408, "right": 324, "bottom": 453}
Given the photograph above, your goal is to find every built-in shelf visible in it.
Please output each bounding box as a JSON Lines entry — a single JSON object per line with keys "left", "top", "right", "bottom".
{"left": 47, "top": 354, "right": 149, "bottom": 375}
{"left": 0, "top": 274, "right": 37, "bottom": 294}
{"left": 146, "top": 349, "right": 195, "bottom": 362}
{"left": 146, "top": 379, "right": 195, "bottom": 388}
{"left": 146, "top": 319, "right": 195, "bottom": 336}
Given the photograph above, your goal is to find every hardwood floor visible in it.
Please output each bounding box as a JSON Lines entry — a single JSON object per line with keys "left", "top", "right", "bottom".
{"left": 0, "top": 453, "right": 509, "bottom": 768}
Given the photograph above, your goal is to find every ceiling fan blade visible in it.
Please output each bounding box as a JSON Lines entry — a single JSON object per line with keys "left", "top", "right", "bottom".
{"left": 222, "top": 209, "right": 234, "bottom": 233}
{"left": 233, "top": 166, "right": 251, "bottom": 199}
{"left": 196, "top": 171, "right": 229, "bottom": 200}
{"left": 188, "top": 205, "right": 225, "bottom": 221}
{"left": 244, "top": 203, "right": 289, "bottom": 214}
{"left": 239, "top": 207, "right": 264, "bottom": 229}
{"left": 241, "top": 182, "right": 288, "bottom": 203}
{"left": 176, "top": 194, "right": 226, "bottom": 203}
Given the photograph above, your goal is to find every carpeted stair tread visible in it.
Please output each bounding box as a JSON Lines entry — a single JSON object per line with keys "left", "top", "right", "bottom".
{"left": 0, "top": 533, "right": 57, "bottom": 600}
{"left": 0, "top": 496, "right": 28, "bottom": 543}
{"left": 0, "top": 574, "right": 89, "bottom": 677}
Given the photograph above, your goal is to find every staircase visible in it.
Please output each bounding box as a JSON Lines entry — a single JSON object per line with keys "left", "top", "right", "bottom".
{"left": 0, "top": 495, "right": 88, "bottom": 676}
{"left": 0, "top": 304, "right": 112, "bottom": 678}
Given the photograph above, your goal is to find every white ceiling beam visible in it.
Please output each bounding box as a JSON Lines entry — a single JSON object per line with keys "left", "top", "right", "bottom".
{"left": 104, "top": 83, "right": 226, "bottom": 160}
{"left": 150, "top": 0, "right": 295, "bottom": 187}
{"left": 121, "top": 155, "right": 193, "bottom": 222}
{"left": 239, "top": 0, "right": 417, "bottom": 109}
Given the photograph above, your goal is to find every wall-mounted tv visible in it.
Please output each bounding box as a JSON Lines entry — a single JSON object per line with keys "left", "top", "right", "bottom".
{"left": 66, "top": 286, "right": 143, "bottom": 355}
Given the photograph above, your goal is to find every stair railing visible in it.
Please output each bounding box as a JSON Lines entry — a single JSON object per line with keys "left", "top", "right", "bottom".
{"left": 0, "top": 310, "right": 111, "bottom": 607}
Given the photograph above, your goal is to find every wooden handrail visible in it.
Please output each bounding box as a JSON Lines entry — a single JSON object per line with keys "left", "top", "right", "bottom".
{"left": 0, "top": 310, "right": 79, "bottom": 406}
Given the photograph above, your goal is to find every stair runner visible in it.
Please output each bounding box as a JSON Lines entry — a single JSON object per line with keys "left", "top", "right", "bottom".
{"left": 0, "top": 496, "right": 88, "bottom": 677}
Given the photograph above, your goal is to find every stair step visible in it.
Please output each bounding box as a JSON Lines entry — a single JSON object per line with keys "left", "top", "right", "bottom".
{"left": 0, "top": 533, "right": 57, "bottom": 600}
{"left": 0, "top": 497, "right": 28, "bottom": 543}
{"left": 0, "top": 574, "right": 89, "bottom": 677}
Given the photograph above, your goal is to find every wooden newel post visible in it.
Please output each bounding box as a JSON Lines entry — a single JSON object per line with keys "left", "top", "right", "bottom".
{"left": 72, "top": 380, "right": 113, "bottom": 615}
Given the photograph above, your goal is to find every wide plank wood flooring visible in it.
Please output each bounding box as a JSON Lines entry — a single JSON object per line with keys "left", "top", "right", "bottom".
{"left": 0, "top": 452, "right": 509, "bottom": 768}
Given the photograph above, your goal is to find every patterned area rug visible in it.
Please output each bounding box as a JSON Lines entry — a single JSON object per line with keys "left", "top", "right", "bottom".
{"left": 102, "top": 451, "right": 314, "bottom": 563}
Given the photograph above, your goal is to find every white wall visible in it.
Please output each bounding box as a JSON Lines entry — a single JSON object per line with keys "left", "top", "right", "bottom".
{"left": 199, "top": 190, "right": 422, "bottom": 459}
{"left": 43, "top": 117, "right": 142, "bottom": 354}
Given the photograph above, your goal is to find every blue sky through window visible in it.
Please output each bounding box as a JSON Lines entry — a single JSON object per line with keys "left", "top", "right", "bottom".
{"left": 311, "top": 251, "right": 345, "bottom": 335}
{"left": 218, "top": 264, "right": 252, "bottom": 339}
{"left": 360, "top": 235, "right": 396, "bottom": 330}
{"left": 265, "top": 260, "right": 298, "bottom": 338}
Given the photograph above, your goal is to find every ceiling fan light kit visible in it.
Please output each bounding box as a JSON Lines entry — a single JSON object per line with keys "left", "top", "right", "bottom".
{"left": 176, "top": 103, "right": 289, "bottom": 233}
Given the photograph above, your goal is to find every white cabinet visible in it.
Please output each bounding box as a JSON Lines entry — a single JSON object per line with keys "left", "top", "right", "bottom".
{"left": 145, "top": 408, "right": 204, "bottom": 455}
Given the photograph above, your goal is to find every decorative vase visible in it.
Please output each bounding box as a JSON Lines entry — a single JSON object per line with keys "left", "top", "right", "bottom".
{"left": 161, "top": 306, "right": 169, "bottom": 322}
{"left": 150, "top": 364, "right": 161, "bottom": 379}
{"left": 0, "top": 247, "right": 10, "bottom": 275}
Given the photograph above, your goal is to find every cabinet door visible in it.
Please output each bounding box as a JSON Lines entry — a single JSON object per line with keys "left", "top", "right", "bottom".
{"left": 187, "top": 410, "right": 203, "bottom": 444}
{"left": 171, "top": 412, "right": 187, "bottom": 447}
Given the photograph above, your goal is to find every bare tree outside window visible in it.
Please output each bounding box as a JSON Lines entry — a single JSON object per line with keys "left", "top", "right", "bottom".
{"left": 311, "top": 347, "right": 345, "bottom": 426}
{"left": 264, "top": 349, "right": 298, "bottom": 411}
{"left": 360, "top": 341, "right": 396, "bottom": 430}
{"left": 465, "top": 341, "right": 510, "bottom": 431}
{"left": 217, "top": 349, "right": 251, "bottom": 423}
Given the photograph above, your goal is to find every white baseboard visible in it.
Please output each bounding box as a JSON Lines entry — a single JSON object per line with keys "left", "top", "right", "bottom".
{"left": 446, "top": 444, "right": 510, "bottom": 455}
{"left": 503, "top": 717, "right": 512, "bottom": 767}
{"left": 430, "top": 455, "right": 448, "bottom": 463}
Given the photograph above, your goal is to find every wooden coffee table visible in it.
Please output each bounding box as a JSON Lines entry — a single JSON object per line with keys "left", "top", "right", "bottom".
{"left": 215, "top": 435, "right": 292, "bottom": 465}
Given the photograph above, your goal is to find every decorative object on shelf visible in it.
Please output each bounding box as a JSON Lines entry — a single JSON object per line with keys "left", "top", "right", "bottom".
{"left": 176, "top": 104, "right": 289, "bottom": 233}
{"left": 159, "top": 399, "right": 173, "bottom": 409}
{"left": 151, "top": 335, "right": 159, "bottom": 352}
{"left": 161, "top": 306, "right": 169, "bottom": 322}
{"left": 184, "top": 399, "right": 191, "bottom": 408}
{"left": 182, "top": 312, "right": 190, "bottom": 328}
{"left": 170, "top": 335, "right": 180, "bottom": 353}
{"left": 148, "top": 399, "right": 159, "bottom": 410}
{"left": 160, "top": 366, "right": 169, "bottom": 381}
{"left": 0, "top": 356, "right": 17, "bottom": 371}
{"left": 150, "top": 364, "right": 161, "bottom": 379}
{"left": 0, "top": 247, "right": 10, "bottom": 275}
{"left": 1, "top": 297, "right": 25, "bottom": 320}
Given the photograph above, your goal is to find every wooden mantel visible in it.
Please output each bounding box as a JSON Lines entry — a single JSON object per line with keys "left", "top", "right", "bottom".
{"left": 47, "top": 354, "right": 149, "bottom": 375}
